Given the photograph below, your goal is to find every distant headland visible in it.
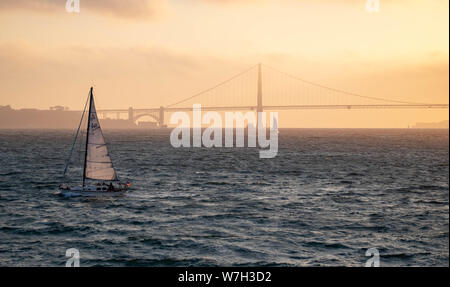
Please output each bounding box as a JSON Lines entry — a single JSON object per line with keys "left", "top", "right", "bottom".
{"left": 0, "top": 105, "right": 156, "bottom": 129}
{"left": 411, "top": 120, "right": 449, "bottom": 129}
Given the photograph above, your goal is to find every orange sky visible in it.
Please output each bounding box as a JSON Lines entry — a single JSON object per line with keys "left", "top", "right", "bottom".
{"left": 0, "top": 0, "right": 448, "bottom": 128}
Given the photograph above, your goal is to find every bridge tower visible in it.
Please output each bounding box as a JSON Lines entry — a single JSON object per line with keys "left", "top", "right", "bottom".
{"left": 257, "top": 63, "right": 263, "bottom": 129}
{"left": 128, "top": 107, "right": 134, "bottom": 123}
{"left": 159, "top": 106, "right": 165, "bottom": 127}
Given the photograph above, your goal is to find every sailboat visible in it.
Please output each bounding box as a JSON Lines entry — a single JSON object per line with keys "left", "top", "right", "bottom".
{"left": 59, "top": 87, "right": 129, "bottom": 197}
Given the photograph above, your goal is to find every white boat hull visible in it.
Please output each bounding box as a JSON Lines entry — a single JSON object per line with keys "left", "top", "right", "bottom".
{"left": 60, "top": 190, "right": 126, "bottom": 197}
{"left": 59, "top": 185, "right": 127, "bottom": 197}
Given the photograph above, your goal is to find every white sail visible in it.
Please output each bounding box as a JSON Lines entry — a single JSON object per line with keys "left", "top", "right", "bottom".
{"left": 85, "top": 95, "right": 118, "bottom": 181}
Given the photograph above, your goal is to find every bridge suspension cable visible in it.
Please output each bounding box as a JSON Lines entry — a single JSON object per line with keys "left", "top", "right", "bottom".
{"left": 96, "top": 63, "right": 447, "bottom": 127}
{"left": 160, "top": 63, "right": 447, "bottom": 110}
{"left": 166, "top": 64, "right": 258, "bottom": 108}
{"left": 261, "top": 64, "right": 433, "bottom": 106}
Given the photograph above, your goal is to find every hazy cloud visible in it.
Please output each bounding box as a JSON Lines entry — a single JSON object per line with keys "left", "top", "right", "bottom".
{"left": 0, "top": 0, "right": 168, "bottom": 19}
{"left": 202, "top": 0, "right": 448, "bottom": 5}
{"left": 0, "top": 42, "right": 250, "bottom": 109}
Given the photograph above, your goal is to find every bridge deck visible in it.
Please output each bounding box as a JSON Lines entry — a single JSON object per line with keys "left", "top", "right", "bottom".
{"left": 97, "top": 104, "right": 449, "bottom": 113}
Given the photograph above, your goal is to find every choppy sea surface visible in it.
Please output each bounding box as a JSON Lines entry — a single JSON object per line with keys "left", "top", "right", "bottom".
{"left": 0, "top": 129, "right": 448, "bottom": 267}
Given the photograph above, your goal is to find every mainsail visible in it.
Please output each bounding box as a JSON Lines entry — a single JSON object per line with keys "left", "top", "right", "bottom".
{"left": 83, "top": 89, "right": 118, "bottom": 182}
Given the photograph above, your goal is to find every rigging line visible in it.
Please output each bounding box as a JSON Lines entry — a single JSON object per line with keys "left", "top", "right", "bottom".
{"left": 262, "top": 64, "right": 433, "bottom": 106}
{"left": 166, "top": 64, "right": 258, "bottom": 108}
{"left": 63, "top": 91, "right": 90, "bottom": 176}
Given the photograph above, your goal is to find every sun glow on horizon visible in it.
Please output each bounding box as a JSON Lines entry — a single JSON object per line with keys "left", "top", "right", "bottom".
{"left": 0, "top": 0, "right": 448, "bottom": 128}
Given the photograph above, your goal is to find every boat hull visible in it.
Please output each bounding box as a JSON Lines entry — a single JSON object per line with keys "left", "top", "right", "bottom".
{"left": 59, "top": 185, "right": 127, "bottom": 197}
{"left": 59, "top": 190, "right": 126, "bottom": 197}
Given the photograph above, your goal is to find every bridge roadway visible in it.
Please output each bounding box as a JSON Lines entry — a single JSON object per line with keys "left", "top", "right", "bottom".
{"left": 98, "top": 103, "right": 449, "bottom": 114}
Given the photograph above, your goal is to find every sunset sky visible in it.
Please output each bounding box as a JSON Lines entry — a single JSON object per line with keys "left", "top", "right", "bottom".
{"left": 0, "top": 0, "right": 448, "bottom": 128}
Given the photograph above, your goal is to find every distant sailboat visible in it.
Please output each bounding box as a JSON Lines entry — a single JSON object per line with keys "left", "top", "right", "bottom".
{"left": 59, "top": 87, "right": 130, "bottom": 197}
{"left": 272, "top": 117, "right": 279, "bottom": 134}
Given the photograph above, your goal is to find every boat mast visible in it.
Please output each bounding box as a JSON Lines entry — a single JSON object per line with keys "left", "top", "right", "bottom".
{"left": 82, "top": 87, "right": 93, "bottom": 188}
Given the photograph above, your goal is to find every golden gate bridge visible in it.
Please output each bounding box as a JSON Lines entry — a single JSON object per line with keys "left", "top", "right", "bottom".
{"left": 97, "top": 64, "right": 449, "bottom": 127}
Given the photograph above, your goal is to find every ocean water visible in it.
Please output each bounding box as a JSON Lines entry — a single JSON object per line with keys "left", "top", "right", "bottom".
{"left": 0, "top": 129, "right": 448, "bottom": 267}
